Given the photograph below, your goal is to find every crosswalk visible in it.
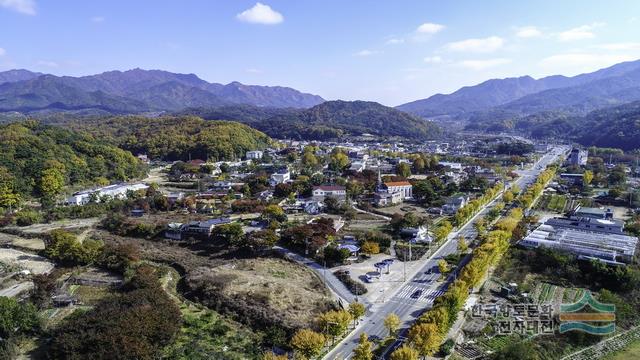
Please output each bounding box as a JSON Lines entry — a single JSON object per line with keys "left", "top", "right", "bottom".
{"left": 394, "top": 285, "right": 445, "bottom": 302}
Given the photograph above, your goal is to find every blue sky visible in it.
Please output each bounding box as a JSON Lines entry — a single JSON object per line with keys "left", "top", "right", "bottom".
{"left": 1, "top": 0, "right": 639, "bottom": 105}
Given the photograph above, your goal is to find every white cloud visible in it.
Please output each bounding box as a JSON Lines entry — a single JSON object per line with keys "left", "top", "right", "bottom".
{"left": 236, "top": 2, "right": 283, "bottom": 25}
{"left": 458, "top": 58, "right": 511, "bottom": 70}
{"left": 0, "top": 0, "right": 36, "bottom": 15}
{"left": 540, "top": 53, "right": 635, "bottom": 74}
{"left": 515, "top": 26, "right": 542, "bottom": 38}
{"left": 245, "top": 68, "right": 262, "bottom": 74}
{"left": 91, "top": 16, "right": 105, "bottom": 23}
{"left": 423, "top": 56, "right": 443, "bottom": 64}
{"left": 354, "top": 49, "right": 379, "bottom": 57}
{"left": 416, "top": 22, "right": 445, "bottom": 34}
{"left": 0, "top": 48, "right": 5, "bottom": 56}
{"left": 557, "top": 23, "right": 604, "bottom": 41}
{"left": 594, "top": 42, "right": 640, "bottom": 51}
{"left": 446, "top": 36, "right": 504, "bottom": 53}
{"left": 386, "top": 38, "right": 404, "bottom": 45}
{"left": 37, "top": 60, "right": 59, "bottom": 68}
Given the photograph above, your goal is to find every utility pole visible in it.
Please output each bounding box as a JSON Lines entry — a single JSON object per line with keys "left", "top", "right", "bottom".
{"left": 403, "top": 249, "right": 406, "bottom": 282}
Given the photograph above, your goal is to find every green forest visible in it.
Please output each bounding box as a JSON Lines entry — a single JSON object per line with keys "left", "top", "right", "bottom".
{"left": 179, "top": 100, "right": 442, "bottom": 141}
{"left": 56, "top": 115, "right": 273, "bottom": 161}
{"left": 0, "top": 121, "right": 145, "bottom": 206}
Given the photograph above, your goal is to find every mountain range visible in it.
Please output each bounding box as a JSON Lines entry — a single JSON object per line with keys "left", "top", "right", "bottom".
{"left": 397, "top": 59, "right": 640, "bottom": 121}
{"left": 176, "top": 100, "right": 442, "bottom": 140}
{"left": 0, "top": 68, "right": 324, "bottom": 112}
{"left": 3, "top": 61, "right": 640, "bottom": 147}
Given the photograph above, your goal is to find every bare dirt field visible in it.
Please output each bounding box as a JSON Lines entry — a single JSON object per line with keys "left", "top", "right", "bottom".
{"left": 6, "top": 217, "right": 100, "bottom": 235}
{"left": 0, "top": 248, "right": 54, "bottom": 274}
{"left": 375, "top": 203, "right": 435, "bottom": 218}
{"left": 94, "top": 230, "right": 333, "bottom": 330}
{"left": 344, "top": 219, "right": 388, "bottom": 232}
{"left": 0, "top": 232, "right": 45, "bottom": 251}
{"left": 188, "top": 257, "right": 332, "bottom": 329}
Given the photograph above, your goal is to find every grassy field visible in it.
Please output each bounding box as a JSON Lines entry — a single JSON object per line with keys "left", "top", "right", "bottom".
{"left": 161, "top": 266, "right": 264, "bottom": 360}
{"left": 603, "top": 339, "right": 640, "bottom": 360}
{"left": 537, "top": 194, "right": 567, "bottom": 213}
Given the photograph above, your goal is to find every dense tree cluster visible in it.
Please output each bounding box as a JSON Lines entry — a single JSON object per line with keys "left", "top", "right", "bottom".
{"left": 0, "top": 121, "right": 145, "bottom": 207}
{"left": 0, "top": 297, "right": 41, "bottom": 358}
{"left": 280, "top": 218, "right": 336, "bottom": 255}
{"left": 44, "top": 229, "right": 104, "bottom": 266}
{"left": 494, "top": 142, "right": 534, "bottom": 156}
{"left": 100, "top": 212, "right": 164, "bottom": 239}
{"left": 58, "top": 116, "right": 273, "bottom": 161}
{"left": 49, "top": 266, "right": 182, "bottom": 359}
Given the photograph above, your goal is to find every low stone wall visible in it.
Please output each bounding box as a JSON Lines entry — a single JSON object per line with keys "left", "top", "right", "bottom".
{"left": 561, "top": 326, "right": 640, "bottom": 360}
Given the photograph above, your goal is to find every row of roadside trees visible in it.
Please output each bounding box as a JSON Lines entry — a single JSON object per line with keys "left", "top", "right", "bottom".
{"left": 453, "top": 182, "right": 505, "bottom": 227}
{"left": 390, "top": 167, "right": 555, "bottom": 359}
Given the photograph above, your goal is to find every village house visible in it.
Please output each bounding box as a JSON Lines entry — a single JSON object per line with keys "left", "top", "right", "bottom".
{"left": 165, "top": 217, "right": 232, "bottom": 240}
{"left": 442, "top": 195, "right": 469, "bottom": 215}
{"left": 270, "top": 168, "right": 291, "bottom": 186}
{"left": 312, "top": 185, "right": 347, "bottom": 201}
{"left": 374, "top": 191, "right": 403, "bottom": 207}
{"left": 246, "top": 150, "right": 264, "bottom": 160}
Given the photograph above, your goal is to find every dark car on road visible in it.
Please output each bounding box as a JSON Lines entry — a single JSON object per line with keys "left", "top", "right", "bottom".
{"left": 410, "top": 289, "right": 423, "bottom": 299}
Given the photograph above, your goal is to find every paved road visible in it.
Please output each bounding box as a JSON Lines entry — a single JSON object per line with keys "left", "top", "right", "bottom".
{"left": 323, "top": 146, "right": 568, "bottom": 360}
{"left": 273, "top": 246, "right": 357, "bottom": 305}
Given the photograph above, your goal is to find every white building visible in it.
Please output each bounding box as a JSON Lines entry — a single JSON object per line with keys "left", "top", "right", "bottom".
{"left": 374, "top": 191, "right": 403, "bottom": 207}
{"left": 384, "top": 181, "right": 413, "bottom": 199}
{"left": 270, "top": 169, "right": 291, "bottom": 186}
{"left": 246, "top": 150, "right": 264, "bottom": 160}
{"left": 569, "top": 148, "right": 588, "bottom": 166}
{"left": 66, "top": 183, "right": 149, "bottom": 206}
{"left": 439, "top": 161, "right": 463, "bottom": 171}
{"left": 312, "top": 185, "right": 346, "bottom": 200}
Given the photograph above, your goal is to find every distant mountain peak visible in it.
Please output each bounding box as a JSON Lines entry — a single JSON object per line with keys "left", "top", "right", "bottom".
{"left": 397, "top": 58, "right": 640, "bottom": 118}
{"left": 0, "top": 68, "right": 325, "bottom": 112}
{"left": 0, "top": 69, "right": 43, "bottom": 85}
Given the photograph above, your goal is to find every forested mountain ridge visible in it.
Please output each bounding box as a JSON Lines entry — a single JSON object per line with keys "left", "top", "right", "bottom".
{"left": 0, "top": 121, "right": 146, "bottom": 204}
{"left": 180, "top": 100, "right": 442, "bottom": 140}
{"left": 54, "top": 116, "right": 274, "bottom": 161}
{"left": 503, "top": 101, "right": 640, "bottom": 150}
{"left": 0, "top": 68, "right": 324, "bottom": 113}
